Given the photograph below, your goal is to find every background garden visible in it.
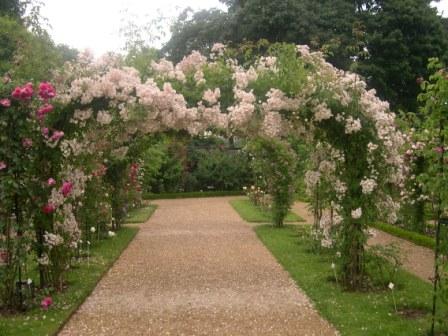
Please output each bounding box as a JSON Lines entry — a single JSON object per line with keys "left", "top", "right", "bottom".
{"left": 1, "top": 0, "right": 448, "bottom": 335}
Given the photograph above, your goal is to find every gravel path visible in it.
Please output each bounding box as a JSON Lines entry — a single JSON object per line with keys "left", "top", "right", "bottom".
{"left": 291, "top": 201, "right": 434, "bottom": 282}
{"left": 59, "top": 197, "right": 338, "bottom": 336}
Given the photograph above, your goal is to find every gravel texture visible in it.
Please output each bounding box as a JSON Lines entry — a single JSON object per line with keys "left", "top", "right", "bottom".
{"left": 292, "top": 201, "right": 435, "bottom": 283}
{"left": 59, "top": 197, "right": 338, "bottom": 336}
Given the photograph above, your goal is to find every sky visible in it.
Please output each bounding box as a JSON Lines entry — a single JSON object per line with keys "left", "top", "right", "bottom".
{"left": 41, "top": 0, "right": 448, "bottom": 56}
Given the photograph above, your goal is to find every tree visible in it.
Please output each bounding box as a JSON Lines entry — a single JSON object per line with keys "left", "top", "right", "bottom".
{"left": 0, "top": 0, "right": 24, "bottom": 19}
{"left": 355, "top": 0, "right": 448, "bottom": 111}
{"left": 164, "top": 0, "right": 448, "bottom": 111}
{"left": 163, "top": 8, "right": 230, "bottom": 62}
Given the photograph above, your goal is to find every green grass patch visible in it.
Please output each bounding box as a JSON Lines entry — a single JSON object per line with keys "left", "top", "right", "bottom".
{"left": 143, "top": 190, "right": 244, "bottom": 200}
{"left": 230, "top": 199, "right": 304, "bottom": 223}
{"left": 0, "top": 227, "right": 139, "bottom": 336}
{"left": 125, "top": 205, "right": 158, "bottom": 223}
{"left": 255, "top": 224, "right": 445, "bottom": 335}
{"left": 371, "top": 222, "right": 435, "bottom": 250}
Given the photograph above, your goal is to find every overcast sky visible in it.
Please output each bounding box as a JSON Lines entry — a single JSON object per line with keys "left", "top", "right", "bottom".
{"left": 41, "top": 0, "right": 448, "bottom": 56}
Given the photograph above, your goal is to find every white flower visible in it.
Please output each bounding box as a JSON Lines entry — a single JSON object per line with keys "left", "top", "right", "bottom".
{"left": 108, "top": 231, "right": 116, "bottom": 237}
{"left": 360, "top": 178, "right": 377, "bottom": 194}
{"left": 345, "top": 116, "right": 362, "bottom": 134}
{"left": 388, "top": 282, "right": 394, "bottom": 290}
{"left": 351, "top": 208, "right": 362, "bottom": 219}
{"left": 90, "top": 226, "right": 96, "bottom": 233}
{"left": 331, "top": 263, "right": 336, "bottom": 269}
{"left": 27, "top": 278, "right": 33, "bottom": 285}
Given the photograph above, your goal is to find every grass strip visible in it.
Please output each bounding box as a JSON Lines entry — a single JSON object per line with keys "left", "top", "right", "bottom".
{"left": 255, "top": 224, "right": 444, "bottom": 335}
{"left": 0, "top": 227, "right": 139, "bottom": 336}
{"left": 125, "top": 205, "right": 158, "bottom": 224}
{"left": 230, "top": 199, "right": 304, "bottom": 223}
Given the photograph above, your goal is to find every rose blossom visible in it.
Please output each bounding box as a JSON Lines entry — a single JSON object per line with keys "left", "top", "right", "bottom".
{"left": 0, "top": 161, "right": 6, "bottom": 170}
{"left": 47, "top": 178, "right": 56, "bottom": 186}
{"left": 38, "top": 82, "right": 56, "bottom": 100}
{"left": 41, "top": 127, "right": 49, "bottom": 137}
{"left": 60, "top": 181, "right": 73, "bottom": 197}
{"left": 12, "top": 83, "right": 33, "bottom": 100}
{"left": 37, "top": 104, "right": 53, "bottom": 120}
{"left": 22, "top": 138, "right": 33, "bottom": 149}
{"left": 41, "top": 296, "right": 53, "bottom": 310}
{"left": 42, "top": 203, "right": 56, "bottom": 214}
{"left": 0, "top": 98, "right": 11, "bottom": 107}
{"left": 49, "top": 130, "right": 64, "bottom": 142}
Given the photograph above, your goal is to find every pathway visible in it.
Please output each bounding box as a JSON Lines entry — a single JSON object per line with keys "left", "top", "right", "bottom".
{"left": 59, "top": 197, "right": 338, "bottom": 336}
{"left": 292, "top": 201, "right": 434, "bottom": 282}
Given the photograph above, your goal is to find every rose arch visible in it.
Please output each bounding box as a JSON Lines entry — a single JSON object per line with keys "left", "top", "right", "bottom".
{"left": 0, "top": 43, "right": 405, "bottom": 293}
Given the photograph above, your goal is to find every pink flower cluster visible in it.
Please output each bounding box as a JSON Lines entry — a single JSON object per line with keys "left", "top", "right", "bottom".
{"left": 12, "top": 83, "right": 33, "bottom": 100}
{"left": 39, "top": 82, "right": 56, "bottom": 100}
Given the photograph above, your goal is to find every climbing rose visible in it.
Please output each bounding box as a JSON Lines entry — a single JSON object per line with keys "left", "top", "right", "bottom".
{"left": 22, "top": 138, "right": 33, "bottom": 149}
{"left": 49, "top": 130, "right": 64, "bottom": 142}
{"left": 0, "top": 161, "right": 6, "bottom": 170}
{"left": 37, "top": 104, "right": 53, "bottom": 120}
{"left": 47, "top": 178, "right": 56, "bottom": 186}
{"left": 60, "top": 181, "right": 73, "bottom": 197}
{"left": 38, "top": 82, "right": 56, "bottom": 100}
{"left": 41, "top": 127, "right": 49, "bottom": 137}
{"left": 41, "top": 296, "right": 53, "bottom": 310}
{"left": 0, "top": 98, "right": 11, "bottom": 107}
{"left": 12, "top": 83, "right": 33, "bottom": 100}
{"left": 42, "top": 203, "right": 56, "bottom": 214}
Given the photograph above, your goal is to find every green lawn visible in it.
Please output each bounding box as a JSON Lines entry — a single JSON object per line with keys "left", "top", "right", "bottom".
{"left": 255, "top": 225, "right": 446, "bottom": 336}
{"left": 230, "top": 199, "right": 304, "bottom": 223}
{"left": 125, "top": 205, "right": 158, "bottom": 224}
{"left": 0, "top": 227, "right": 139, "bottom": 336}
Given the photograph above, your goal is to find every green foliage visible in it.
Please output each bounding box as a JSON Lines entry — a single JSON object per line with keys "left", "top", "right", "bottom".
{"left": 0, "top": 16, "right": 68, "bottom": 82}
{"left": 0, "top": 227, "right": 138, "bottom": 336}
{"left": 163, "top": 8, "right": 230, "bottom": 62}
{"left": 371, "top": 222, "right": 435, "bottom": 250}
{"left": 247, "top": 137, "right": 297, "bottom": 227}
{"left": 256, "top": 224, "right": 445, "bottom": 335}
{"left": 230, "top": 199, "right": 303, "bottom": 223}
{"left": 355, "top": 0, "right": 448, "bottom": 112}
{"left": 139, "top": 135, "right": 253, "bottom": 193}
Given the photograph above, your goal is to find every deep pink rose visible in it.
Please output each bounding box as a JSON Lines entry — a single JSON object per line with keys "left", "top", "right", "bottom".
{"left": 12, "top": 83, "right": 33, "bottom": 100}
{"left": 38, "top": 82, "right": 56, "bottom": 100}
{"left": 49, "top": 130, "right": 64, "bottom": 142}
{"left": 0, "top": 161, "right": 6, "bottom": 170}
{"left": 60, "top": 181, "right": 73, "bottom": 197}
{"left": 37, "top": 104, "right": 54, "bottom": 120}
{"left": 47, "top": 178, "right": 56, "bottom": 186}
{"left": 42, "top": 203, "right": 56, "bottom": 214}
{"left": 41, "top": 296, "right": 53, "bottom": 310}
{"left": 0, "top": 98, "right": 11, "bottom": 107}
{"left": 41, "top": 127, "right": 49, "bottom": 138}
{"left": 22, "top": 138, "right": 33, "bottom": 149}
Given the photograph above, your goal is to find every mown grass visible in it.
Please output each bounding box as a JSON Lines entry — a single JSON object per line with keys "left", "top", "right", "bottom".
{"left": 125, "top": 205, "right": 158, "bottom": 224}
{"left": 230, "top": 199, "right": 304, "bottom": 223}
{"left": 255, "top": 224, "right": 446, "bottom": 336}
{"left": 0, "top": 227, "right": 139, "bottom": 336}
{"left": 143, "top": 190, "right": 244, "bottom": 200}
